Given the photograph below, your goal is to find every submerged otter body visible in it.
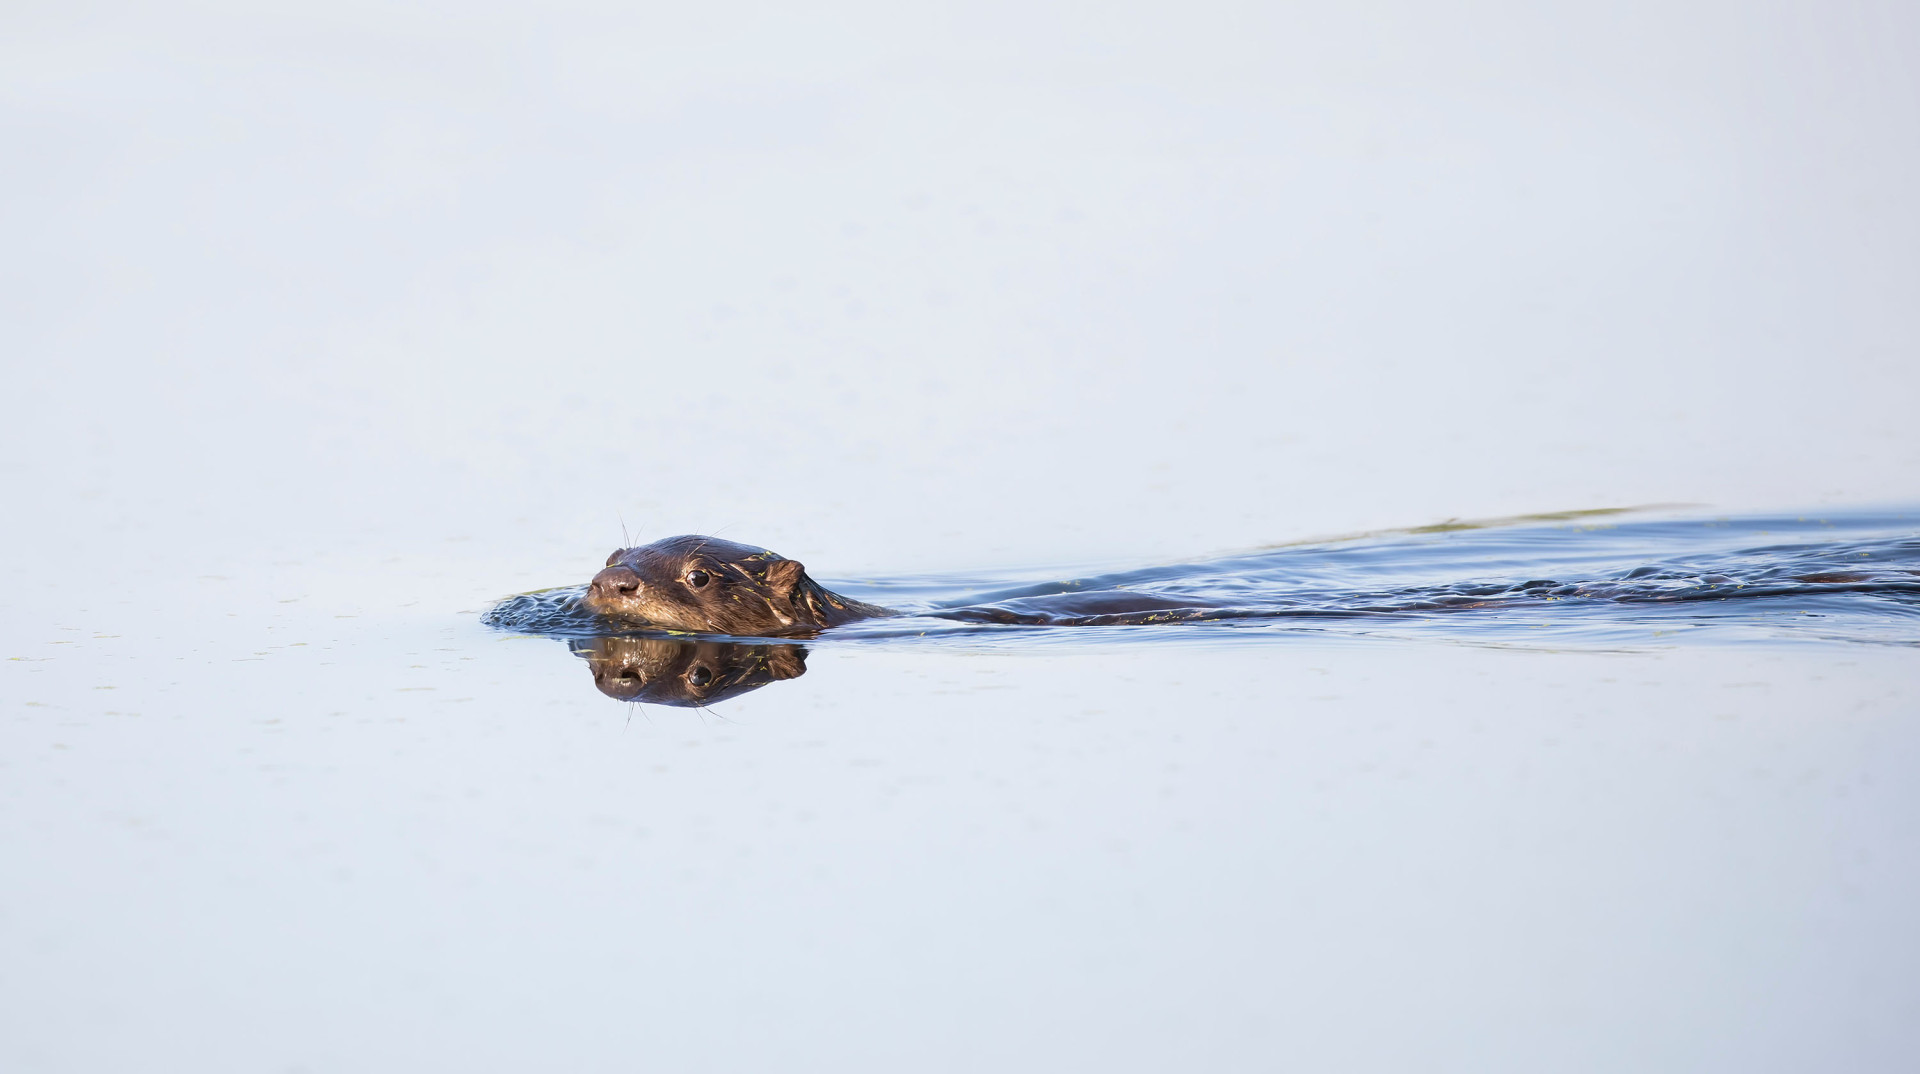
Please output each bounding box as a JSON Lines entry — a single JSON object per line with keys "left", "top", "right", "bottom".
{"left": 485, "top": 514, "right": 1920, "bottom": 651}
{"left": 584, "top": 536, "right": 894, "bottom": 637}
{"left": 575, "top": 524, "right": 1920, "bottom": 641}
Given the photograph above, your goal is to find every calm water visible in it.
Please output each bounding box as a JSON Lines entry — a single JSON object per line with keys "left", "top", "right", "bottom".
{"left": 6, "top": 3, "right": 1920, "bottom": 1072}
{"left": 9, "top": 569, "right": 1917, "bottom": 1073}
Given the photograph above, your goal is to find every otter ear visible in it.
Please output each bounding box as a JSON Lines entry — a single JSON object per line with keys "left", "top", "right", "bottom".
{"left": 764, "top": 559, "right": 804, "bottom": 599}
{"left": 606, "top": 549, "right": 625, "bottom": 567}
{"left": 767, "top": 647, "right": 807, "bottom": 680}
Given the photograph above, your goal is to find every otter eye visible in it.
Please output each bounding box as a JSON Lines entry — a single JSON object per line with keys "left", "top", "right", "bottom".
{"left": 685, "top": 569, "right": 711, "bottom": 588}
{"left": 687, "top": 665, "right": 712, "bottom": 687}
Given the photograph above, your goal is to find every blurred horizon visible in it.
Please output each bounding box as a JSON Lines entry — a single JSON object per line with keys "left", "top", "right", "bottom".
{"left": 5, "top": 0, "right": 1916, "bottom": 583}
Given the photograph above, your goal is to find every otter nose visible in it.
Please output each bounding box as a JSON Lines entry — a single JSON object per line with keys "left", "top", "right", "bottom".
{"left": 591, "top": 565, "right": 642, "bottom": 598}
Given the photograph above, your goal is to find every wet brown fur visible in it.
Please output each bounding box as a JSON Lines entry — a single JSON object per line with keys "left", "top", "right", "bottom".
{"left": 582, "top": 535, "right": 893, "bottom": 637}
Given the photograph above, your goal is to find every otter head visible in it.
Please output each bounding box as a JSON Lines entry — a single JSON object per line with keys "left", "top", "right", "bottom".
{"left": 582, "top": 535, "right": 817, "bottom": 636}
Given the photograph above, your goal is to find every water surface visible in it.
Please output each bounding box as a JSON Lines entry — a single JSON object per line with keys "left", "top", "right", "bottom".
{"left": 5, "top": 3, "right": 1920, "bottom": 1070}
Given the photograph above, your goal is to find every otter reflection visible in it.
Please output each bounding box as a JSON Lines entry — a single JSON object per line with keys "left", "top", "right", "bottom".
{"left": 569, "top": 635, "right": 807, "bottom": 707}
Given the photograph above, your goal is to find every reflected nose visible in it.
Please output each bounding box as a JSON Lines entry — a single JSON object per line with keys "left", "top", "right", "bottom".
{"left": 591, "top": 565, "right": 642, "bottom": 599}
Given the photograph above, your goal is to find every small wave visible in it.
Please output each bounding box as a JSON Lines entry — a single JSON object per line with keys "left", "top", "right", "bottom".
{"left": 483, "top": 586, "right": 604, "bottom": 637}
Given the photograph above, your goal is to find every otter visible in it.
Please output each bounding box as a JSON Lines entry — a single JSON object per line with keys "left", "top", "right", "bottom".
{"left": 582, "top": 534, "right": 1231, "bottom": 636}
{"left": 584, "top": 536, "right": 894, "bottom": 636}
{"left": 505, "top": 518, "right": 1920, "bottom": 645}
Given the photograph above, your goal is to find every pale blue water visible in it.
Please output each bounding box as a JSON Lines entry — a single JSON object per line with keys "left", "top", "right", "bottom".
{"left": 6, "top": 3, "right": 1920, "bottom": 1071}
